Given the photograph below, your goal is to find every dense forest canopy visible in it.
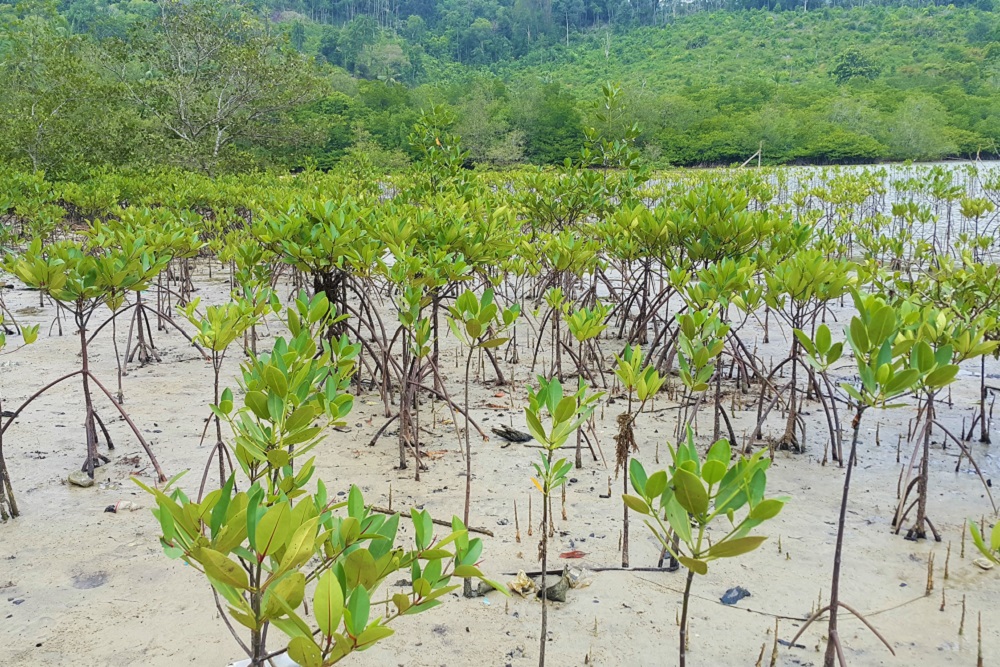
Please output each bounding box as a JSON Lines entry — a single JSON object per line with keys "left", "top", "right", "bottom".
{"left": 1, "top": 0, "right": 999, "bottom": 176}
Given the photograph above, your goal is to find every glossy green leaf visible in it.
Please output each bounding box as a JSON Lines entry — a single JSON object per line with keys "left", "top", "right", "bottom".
{"left": 314, "top": 570, "right": 344, "bottom": 638}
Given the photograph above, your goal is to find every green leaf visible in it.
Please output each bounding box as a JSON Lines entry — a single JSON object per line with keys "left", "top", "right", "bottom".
{"left": 678, "top": 556, "right": 708, "bottom": 575}
{"left": 344, "top": 549, "right": 378, "bottom": 589}
{"left": 925, "top": 364, "right": 959, "bottom": 389}
{"left": 346, "top": 585, "right": 371, "bottom": 636}
{"left": 884, "top": 368, "right": 918, "bottom": 397}
{"left": 279, "top": 517, "right": 319, "bottom": 574}
{"left": 913, "top": 341, "right": 935, "bottom": 374}
{"left": 245, "top": 390, "right": 269, "bottom": 419}
{"left": 672, "top": 468, "right": 709, "bottom": 516}
{"left": 267, "top": 449, "right": 290, "bottom": 468}
{"left": 622, "top": 494, "right": 650, "bottom": 515}
{"left": 219, "top": 387, "right": 234, "bottom": 414}
{"left": 707, "top": 535, "right": 767, "bottom": 559}
{"left": 700, "top": 460, "right": 727, "bottom": 486}
{"left": 749, "top": 498, "right": 786, "bottom": 521}
{"left": 453, "top": 564, "right": 484, "bottom": 578}
{"left": 392, "top": 593, "right": 411, "bottom": 613}
{"left": 645, "top": 470, "right": 667, "bottom": 499}
{"left": 194, "top": 547, "right": 249, "bottom": 590}
{"left": 348, "top": 485, "right": 364, "bottom": 519}
{"left": 256, "top": 501, "right": 291, "bottom": 558}
{"left": 629, "top": 458, "right": 648, "bottom": 495}
{"left": 849, "top": 317, "right": 870, "bottom": 354}
{"left": 209, "top": 474, "right": 235, "bottom": 540}
{"left": 816, "top": 324, "right": 831, "bottom": 355}
{"left": 356, "top": 624, "right": 394, "bottom": 648}
{"left": 706, "top": 438, "right": 731, "bottom": 465}
{"left": 524, "top": 409, "right": 545, "bottom": 443}
{"left": 286, "top": 405, "right": 317, "bottom": 433}
{"left": 288, "top": 636, "right": 323, "bottom": 667}
{"left": 664, "top": 496, "right": 692, "bottom": 546}
{"left": 314, "top": 570, "right": 344, "bottom": 638}
{"left": 264, "top": 365, "right": 288, "bottom": 397}
{"left": 264, "top": 572, "right": 306, "bottom": 619}
{"left": 554, "top": 396, "right": 577, "bottom": 425}
{"left": 793, "top": 329, "right": 816, "bottom": 357}
{"left": 869, "top": 306, "right": 895, "bottom": 347}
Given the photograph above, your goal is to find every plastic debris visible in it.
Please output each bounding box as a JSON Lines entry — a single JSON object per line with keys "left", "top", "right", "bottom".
{"left": 104, "top": 500, "right": 142, "bottom": 513}
{"left": 508, "top": 570, "right": 537, "bottom": 598}
{"left": 720, "top": 586, "right": 751, "bottom": 605}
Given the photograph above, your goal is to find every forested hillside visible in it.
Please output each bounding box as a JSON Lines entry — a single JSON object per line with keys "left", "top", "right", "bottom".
{"left": 2, "top": 0, "right": 999, "bottom": 176}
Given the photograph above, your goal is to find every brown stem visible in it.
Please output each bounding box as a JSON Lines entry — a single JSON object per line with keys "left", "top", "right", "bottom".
{"left": 538, "top": 489, "right": 549, "bottom": 667}
{"left": 679, "top": 568, "right": 695, "bottom": 667}
{"left": 86, "top": 372, "right": 167, "bottom": 482}
{"left": 463, "top": 347, "right": 475, "bottom": 598}
{"left": 825, "top": 406, "right": 865, "bottom": 667}
{"left": 0, "top": 395, "right": 17, "bottom": 520}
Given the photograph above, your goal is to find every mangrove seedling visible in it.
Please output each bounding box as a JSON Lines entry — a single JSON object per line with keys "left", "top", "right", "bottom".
{"left": 624, "top": 428, "right": 786, "bottom": 667}
{"left": 5, "top": 238, "right": 169, "bottom": 480}
{"left": 447, "top": 287, "right": 519, "bottom": 596}
{"left": 790, "top": 290, "right": 922, "bottom": 667}
{"left": 180, "top": 289, "right": 278, "bottom": 496}
{"left": 524, "top": 376, "right": 601, "bottom": 667}
{"left": 613, "top": 344, "right": 664, "bottom": 567}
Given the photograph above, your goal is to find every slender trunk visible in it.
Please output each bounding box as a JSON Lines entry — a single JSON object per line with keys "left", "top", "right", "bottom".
{"left": 112, "top": 305, "right": 124, "bottom": 403}
{"left": 250, "top": 562, "right": 263, "bottom": 666}
{"left": 413, "top": 355, "right": 421, "bottom": 483}
{"left": 80, "top": 309, "right": 99, "bottom": 477}
{"left": 575, "top": 340, "right": 584, "bottom": 469}
{"left": 783, "top": 335, "right": 799, "bottom": 449}
{"left": 980, "top": 356, "right": 990, "bottom": 443}
{"left": 622, "top": 464, "right": 630, "bottom": 568}
{"left": 825, "top": 406, "right": 866, "bottom": 667}
{"left": 135, "top": 292, "right": 148, "bottom": 363}
{"left": 538, "top": 489, "right": 549, "bottom": 667}
{"left": 398, "top": 341, "right": 409, "bottom": 470}
{"left": 0, "top": 395, "right": 17, "bottom": 521}
{"left": 432, "top": 295, "right": 442, "bottom": 391}
{"left": 622, "top": 395, "right": 632, "bottom": 568}
{"left": 713, "top": 356, "right": 722, "bottom": 442}
{"left": 214, "top": 359, "right": 225, "bottom": 488}
{"left": 679, "top": 568, "right": 695, "bottom": 667}
{"left": 913, "top": 393, "right": 934, "bottom": 538}
{"left": 463, "top": 348, "right": 475, "bottom": 598}
{"left": 554, "top": 310, "right": 562, "bottom": 381}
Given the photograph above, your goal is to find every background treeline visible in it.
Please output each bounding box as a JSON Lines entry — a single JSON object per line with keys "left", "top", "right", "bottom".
{"left": 2, "top": 0, "right": 1000, "bottom": 177}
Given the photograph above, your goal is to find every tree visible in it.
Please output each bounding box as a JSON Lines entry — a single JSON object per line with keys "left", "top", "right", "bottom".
{"left": 0, "top": 5, "right": 139, "bottom": 177}
{"left": 454, "top": 80, "right": 524, "bottom": 165}
{"left": 517, "top": 83, "right": 584, "bottom": 164}
{"left": 830, "top": 48, "right": 882, "bottom": 84}
{"left": 105, "top": 0, "right": 323, "bottom": 172}
{"left": 886, "top": 94, "right": 957, "bottom": 161}
{"left": 289, "top": 20, "right": 305, "bottom": 51}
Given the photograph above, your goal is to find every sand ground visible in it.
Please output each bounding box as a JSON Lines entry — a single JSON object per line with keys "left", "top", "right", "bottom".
{"left": 1, "top": 262, "right": 999, "bottom": 667}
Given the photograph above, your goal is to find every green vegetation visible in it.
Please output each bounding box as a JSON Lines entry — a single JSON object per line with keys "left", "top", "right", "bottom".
{"left": 1, "top": 111, "right": 1000, "bottom": 664}
{"left": 3, "top": 0, "right": 1000, "bottom": 175}
{"left": 3, "top": 5, "right": 1000, "bottom": 664}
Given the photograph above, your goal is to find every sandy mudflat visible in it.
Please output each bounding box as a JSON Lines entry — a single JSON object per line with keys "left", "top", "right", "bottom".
{"left": 1, "top": 264, "right": 998, "bottom": 667}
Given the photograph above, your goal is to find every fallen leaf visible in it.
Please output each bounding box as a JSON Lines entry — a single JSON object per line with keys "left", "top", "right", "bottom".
{"left": 559, "top": 550, "right": 587, "bottom": 559}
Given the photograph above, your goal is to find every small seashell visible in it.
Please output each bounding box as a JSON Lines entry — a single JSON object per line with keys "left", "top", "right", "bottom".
{"left": 973, "top": 557, "right": 995, "bottom": 571}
